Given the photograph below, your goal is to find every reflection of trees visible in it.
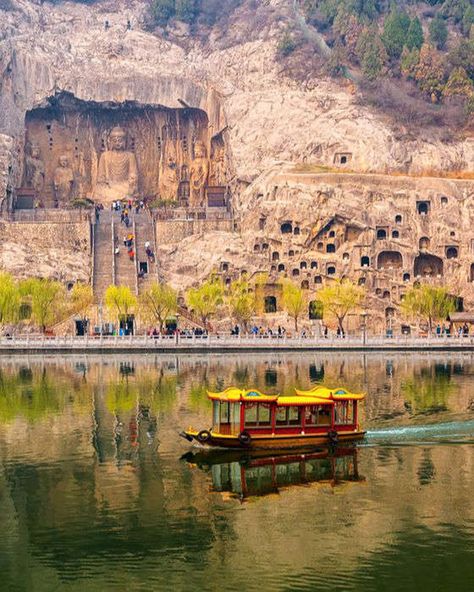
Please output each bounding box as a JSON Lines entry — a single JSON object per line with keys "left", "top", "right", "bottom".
{"left": 401, "top": 366, "right": 452, "bottom": 415}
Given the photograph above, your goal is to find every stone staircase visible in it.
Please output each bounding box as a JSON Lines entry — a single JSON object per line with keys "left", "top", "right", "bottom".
{"left": 92, "top": 210, "right": 114, "bottom": 302}
{"left": 113, "top": 211, "right": 138, "bottom": 295}
{"left": 134, "top": 211, "right": 160, "bottom": 293}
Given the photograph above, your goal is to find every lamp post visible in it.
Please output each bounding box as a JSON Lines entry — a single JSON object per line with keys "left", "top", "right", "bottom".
{"left": 360, "top": 310, "right": 368, "bottom": 346}
{"left": 98, "top": 302, "right": 103, "bottom": 337}
{"left": 175, "top": 313, "right": 180, "bottom": 345}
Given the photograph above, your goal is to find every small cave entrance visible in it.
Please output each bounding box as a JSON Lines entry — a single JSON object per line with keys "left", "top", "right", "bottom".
{"left": 417, "top": 201, "right": 430, "bottom": 215}
{"left": 326, "top": 244, "right": 336, "bottom": 253}
{"left": 301, "top": 280, "right": 309, "bottom": 289}
{"left": 272, "top": 251, "right": 280, "bottom": 261}
{"left": 414, "top": 254, "right": 443, "bottom": 277}
{"left": 278, "top": 263, "right": 285, "bottom": 272}
{"left": 281, "top": 222, "right": 293, "bottom": 234}
{"left": 264, "top": 296, "right": 277, "bottom": 313}
{"left": 446, "top": 246, "right": 458, "bottom": 259}
{"left": 470, "top": 263, "right": 474, "bottom": 282}
{"left": 376, "top": 228, "right": 387, "bottom": 240}
{"left": 334, "top": 152, "right": 352, "bottom": 165}
{"left": 419, "top": 237, "right": 430, "bottom": 251}
{"left": 310, "top": 261, "right": 317, "bottom": 269}
{"left": 377, "top": 251, "right": 403, "bottom": 270}
{"left": 361, "top": 256, "right": 370, "bottom": 267}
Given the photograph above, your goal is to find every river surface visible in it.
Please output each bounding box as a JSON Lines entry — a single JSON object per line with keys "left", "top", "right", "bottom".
{"left": 0, "top": 352, "right": 473, "bottom": 592}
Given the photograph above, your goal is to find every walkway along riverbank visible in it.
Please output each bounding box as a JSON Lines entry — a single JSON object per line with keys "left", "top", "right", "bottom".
{"left": 3, "top": 334, "right": 474, "bottom": 353}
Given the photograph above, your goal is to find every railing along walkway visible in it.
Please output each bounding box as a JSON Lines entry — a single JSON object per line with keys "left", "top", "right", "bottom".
{"left": 2, "top": 334, "right": 474, "bottom": 352}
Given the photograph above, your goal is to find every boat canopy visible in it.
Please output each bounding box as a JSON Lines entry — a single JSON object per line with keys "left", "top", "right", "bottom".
{"left": 294, "top": 386, "right": 365, "bottom": 401}
{"left": 208, "top": 388, "right": 279, "bottom": 403}
{"left": 208, "top": 388, "right": 338, "bottom": 406}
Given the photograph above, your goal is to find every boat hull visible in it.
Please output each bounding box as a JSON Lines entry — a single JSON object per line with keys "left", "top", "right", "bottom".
{"left": 181, "top": 429, "right": 366, "bottom": 450}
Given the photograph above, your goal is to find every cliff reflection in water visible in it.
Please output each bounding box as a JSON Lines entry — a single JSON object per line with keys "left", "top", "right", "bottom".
{"left": 0, "top": 353, "right": 473, "bottom": 592}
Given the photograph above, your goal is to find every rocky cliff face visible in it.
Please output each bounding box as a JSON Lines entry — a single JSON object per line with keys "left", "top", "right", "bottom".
{"left": 1, "top": 0, "right": 473, "bottom": 330}
{"left": 1, "top": 0, "right": 472, "bottom": 186}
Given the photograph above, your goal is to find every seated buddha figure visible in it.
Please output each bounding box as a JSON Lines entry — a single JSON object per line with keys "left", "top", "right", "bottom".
{"left": 94, "top": 126, "right": 138, "bottom": 204}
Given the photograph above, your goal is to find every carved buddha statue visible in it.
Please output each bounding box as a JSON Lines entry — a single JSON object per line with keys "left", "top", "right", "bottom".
{"left": 94, "top": 126, "right": 138, "bottom": 204}
{"left": 189, "top": 141, "right": 209, "bottom": 207}
{"left": 53, "top": 155, "right": 74, "bottom": 205}
{"left": 25, "top": 143, "right": 45, "bottom": 195}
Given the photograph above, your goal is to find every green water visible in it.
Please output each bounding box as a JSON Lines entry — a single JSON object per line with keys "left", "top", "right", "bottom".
{"left": 0, "top": 352, "right": 473, "bottom": 591}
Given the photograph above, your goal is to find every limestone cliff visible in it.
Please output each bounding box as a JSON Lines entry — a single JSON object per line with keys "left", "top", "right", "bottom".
{"left": 0, "top": 0, "right": 473, "bottom": 331}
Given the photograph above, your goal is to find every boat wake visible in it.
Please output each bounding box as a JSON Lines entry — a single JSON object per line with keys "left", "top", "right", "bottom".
{"left": 364, "top": 419, "right": 474, "bottom": 445}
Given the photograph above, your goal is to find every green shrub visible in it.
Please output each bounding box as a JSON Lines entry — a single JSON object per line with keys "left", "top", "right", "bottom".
{"left": 429, "top": 14, "right": 448, "bottom": 49}
{"left": 277, "top": 31, "right": 298, "bottom": 57}
{"left": 382, "top": 9, "right": 411, "bottom": 59}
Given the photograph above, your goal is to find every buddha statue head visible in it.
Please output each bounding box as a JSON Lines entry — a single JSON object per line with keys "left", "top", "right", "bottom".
{"left": 29, "top": 143, "right": 41, "bottom": 159}
{"left": 58, "top": 154, "right": 70, "bottom": 168}
{"left": 194, "top": 141, "right": 207, "bottom": 159}
{"left": 108, "top": 126, "right": 128, "bottom": 151}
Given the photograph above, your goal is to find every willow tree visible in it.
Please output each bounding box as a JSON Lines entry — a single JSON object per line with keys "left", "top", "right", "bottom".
{"left": 185, "top": 277, "right": 223, "bottom": 328}
{"left": 401, "top": 284, "right": 456, "bottom": 334}
{"left": 20, "top": 278, "right": 66, "bottom": 333}
{"left": 317, "top": 279, "right": 365, "bottom": 334}
{"left": 70, "top": 283, "right": 94, "bottom": 318}
{"left": 105, "top": 285, "right": 137, "bottom": 325}
{"left": 226, "top": 278, "right": 256, "bottom": 331}
{"left": 139, "top": 282, "right": 177, "bottom": 332}
{"left": 281, "top": 279, "right": 305, "bottom": 332}
{"left": 0, "top": 272, "right": 20, "bottom": 329}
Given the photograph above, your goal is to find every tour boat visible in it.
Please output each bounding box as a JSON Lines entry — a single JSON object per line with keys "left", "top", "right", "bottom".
{"left": 182, "top": 447, "right": 363, "bottom": 500}
{"left": 180, "top": 386, "right": 365, "bottom": 450}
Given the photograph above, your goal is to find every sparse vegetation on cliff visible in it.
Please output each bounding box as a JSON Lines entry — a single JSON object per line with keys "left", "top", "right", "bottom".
{"left": 150, "top": 0, "right": 242, "bottom": 27}
{"left": 294, "top": 1, "right": 474, "bottom": 121}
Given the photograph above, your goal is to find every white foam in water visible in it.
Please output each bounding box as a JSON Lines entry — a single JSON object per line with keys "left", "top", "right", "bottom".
{"left": 365, "top": 420, "right": 474, "bottom": 444}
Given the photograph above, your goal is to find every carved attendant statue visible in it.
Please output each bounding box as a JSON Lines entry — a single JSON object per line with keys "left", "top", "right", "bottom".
{"left": 159, "top": 154, "right": 179, "bottom": 201}
{"left": 210, "top": 142, "right": 226, "bottom": 186}
{"left": 53, "top": 155, "right": 74, "bottom": 205}
{"left": 189, "top": 141, "right": 209, "bottom": 207}
{"left": 25, "top": 143, "right": 45, "bottom": 195}
{"left": 95, "top": 126, "right": 138, "bottom": 204}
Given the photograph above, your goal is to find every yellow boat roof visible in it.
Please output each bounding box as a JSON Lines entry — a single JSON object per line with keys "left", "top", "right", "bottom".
{"left": 295, "top": 386, "right": 365, "bottom": 401}
{"left": 208, "top": 388, "right": 334, "bottom": 406}
{"left": 208, "top": 388, "right": 279, "bottom": 402}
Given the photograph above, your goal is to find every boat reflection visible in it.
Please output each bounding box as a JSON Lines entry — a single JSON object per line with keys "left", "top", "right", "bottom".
{"left": 182, "top": 447, "right": 364, "bottom": 500}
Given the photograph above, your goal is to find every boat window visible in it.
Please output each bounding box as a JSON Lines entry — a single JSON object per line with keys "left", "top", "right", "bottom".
{"left": 244, "top": 403, "right": 271, "bottom": 427}
{"left": 276, "top": 406, "right": 302, "bottom": 427}
{"left": 220, "top": 402, "right": 230, "bottom": 423}
{"left": 305, "top": 405, "right": 332, "bottom": 426}
{"left": 213, "top": 401, "right": 220, "bottom": 427}
{"left": 335, "top": 401, "right": 354, "bottom": 425}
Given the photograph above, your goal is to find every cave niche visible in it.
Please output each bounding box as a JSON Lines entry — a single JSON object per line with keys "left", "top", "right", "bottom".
{"left": 20, "top": 93, "right": 227, "bottom": 208}
{"left": 377, "top": 251, "right": 403, "bottom": 270}
{"left": 414, "top": 254, "right": 443, "bottom": 277}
